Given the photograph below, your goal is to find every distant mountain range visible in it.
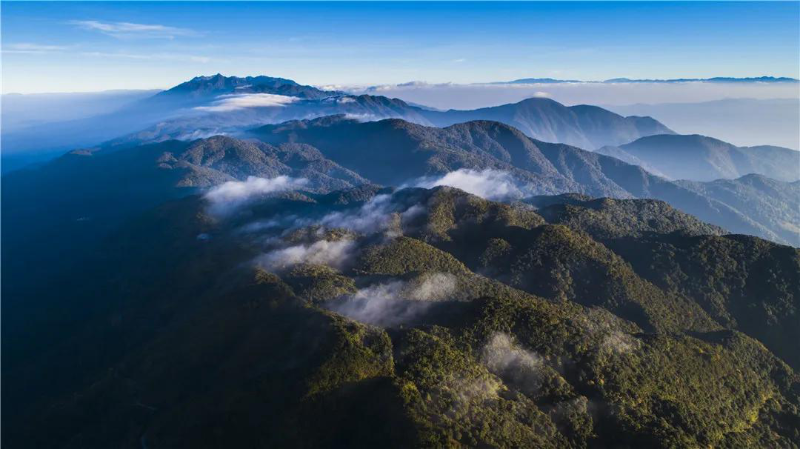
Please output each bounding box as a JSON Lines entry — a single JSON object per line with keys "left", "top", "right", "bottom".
{"left": 605, "top": 98, "right": 800, "bottom": 150}
{"left": 4, "top": 75, "right": 798, "bottom": 246}
{"left": 155, "top": 73, "right": 340, "bottom": 102}
{"left": 598, "top": 134, "right": 800, "bottom": 182}
{"left": 1, "top": 75, "right": 675, "bottom": 171}
{"left": 497, "top": 76, "right": 799, "bottom": 84}
{"left": 417, "top": 98, "right": 674, "bottom": 149}
{"left": 6, "top": 74, "right": 797, "bottom": 178}
{"left": 252, "top": 116, "right": 799, "bottom": 245}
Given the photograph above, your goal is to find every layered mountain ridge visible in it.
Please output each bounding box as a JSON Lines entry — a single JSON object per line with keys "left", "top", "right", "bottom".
{"left": 599, "top": 134, "right": 800, "bottom": 182}
{"left": 2, "top": 74, "right": 674, "bottom": 170}
{"left": 3, "top": 73, "right": 799, "bottom": 449}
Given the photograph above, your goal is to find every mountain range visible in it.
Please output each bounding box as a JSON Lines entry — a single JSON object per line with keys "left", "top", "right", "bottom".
{"left": 498, "top": 76, "right": 799, "bottom": 84}
{"left": 417, "top": 98, "right": 674, "bottom": 149}
{"left": 605, "top": 98, "right": 800, "bottom": 150}
{"left": 1, "top": 75, "right": 674, "bottom": 171}
{"left": 3, "top": 73, "right": 800, "bottom": 448}
{"left": 598, "top": 134, "right": 800, "bottom": 182}
{"left": 4, "top": 115, "right": 797, "bottom": 301}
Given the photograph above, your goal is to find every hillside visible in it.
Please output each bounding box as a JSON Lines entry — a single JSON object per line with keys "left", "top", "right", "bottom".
{"left": 253, "top": 116, "right": 791, "bottom": 245}
{"left": 4, "top": 185, "right": 798, "bottom": 448}
{"left": 676, "top": 174, "right": 800, "bottom": 247}
{"left": 420, "top": 97, "right": 674, "bottom": 149}
{"left": 4, "top": 117, "right": 795, "bottom": 318}
{"left": 2, "top": 75, "right": 674, "bottom": 172}
{"left": 599, "top": 134, "right": 800, "bottom": 182}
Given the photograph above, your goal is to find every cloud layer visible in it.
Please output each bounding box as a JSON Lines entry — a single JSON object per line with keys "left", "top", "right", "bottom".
{"left": 328, "top": 273, "right": 458, "bottom": 327}
{"left": 195, "top": 94, "right": 300, "bottom": 112}
{"left": 413, "top": 169, "right": 525, "bottom": 200}
{"left": 481, "top": 333, "right": 546, "bottom": 397}
{"left": 256, "top": 238, "right": 356, "bottom": 271}
{"left": 204, "top": 175, "right": 308, "bottom": 216}
{"left": 70, "top": 20, "right": 198, "bottom": 39}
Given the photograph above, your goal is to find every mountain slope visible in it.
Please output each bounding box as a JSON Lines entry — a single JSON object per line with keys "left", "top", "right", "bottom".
{"left": 420, "top": 97, "right": 675, "bottom": 149}
{"left": 529, "top": 195, "right": 727, "bottom": 240}
{"left": 677, "top": 174, "right": 800, "bottom": 246}
{"left": 599, "top": 134, "right": 800, "bottom": 182}
{"left": 3, "top": 75, "right": 676, "bottom": 172}
{"left": 1, "top": 136, "right": 372, "bottom": 341}
{"left": 0, "top": 74, "right": 343, "bottom": 167}
{"left": 253, "top": 115, "right": 788, "bottom": 244}
{"left": 154, "top": 73, "right": 339, "bottom": 101}
{"left": 4, "top": 185, "right": 798, "bottom": 448}
{"left": 4, "top": 116, "right": 795, "bottom": 331}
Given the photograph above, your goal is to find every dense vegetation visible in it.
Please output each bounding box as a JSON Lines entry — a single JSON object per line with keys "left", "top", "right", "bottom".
{"left": 3, "top": 105, "right": 799, "bottom": 447}
{"left": 4, "top": 185, "right": 798, "bottom": 448}
{"left": 254, "top": 115, "right": 797, "bottom": 245}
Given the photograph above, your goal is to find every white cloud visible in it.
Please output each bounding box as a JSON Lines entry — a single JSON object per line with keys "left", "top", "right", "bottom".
{"left": 328, "top": 273, "right": 458, "bottom": 327}
{"left": 481, "top": 333, "right": 546, "bottom": 396}
{"left": 257, "top": 238, "right": 356, "bottom": 271}
{"left": 80, "top": 51, "right": 211, "bottom": 63}
{"left": 412, "top": 169, "right": 525, "bottom": 200}
{"left": 70, "top": 20, "right": 198, "bottom": 39}
{"left": 600, "top": 331, "right": 641, "bottom": 355}
{"left": 342, "top": 113, "right": 381, "bottom": 122}
{"left": 409, "top": 272, "right": 458, "bottom": 301}
{"left": 318, "top": 194, "right": 398, "bottom": 235}
{"left": 195, "top": 94, "right": 300, "bottom": 112}
{"left": 205, "top": 175, "right": 308, "bottom": 216}
{"left": 3, "top": 43, "right": 69, "bottom": 54}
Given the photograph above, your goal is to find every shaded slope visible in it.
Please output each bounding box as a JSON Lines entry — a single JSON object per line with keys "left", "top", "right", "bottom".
{"left": 601, "top": 134, "right": 800, "bottom": 182}
{"left": 677, "top": 174, "right": 800, "bottom": 246}
{"left": 4, "top": 185, "right": 798, "bottom": 448}
{"left": 253, "top": 115, "right": 785, "bottom": 244}
{"left": 420, "top": 97, "right": 674, "bottom": 149}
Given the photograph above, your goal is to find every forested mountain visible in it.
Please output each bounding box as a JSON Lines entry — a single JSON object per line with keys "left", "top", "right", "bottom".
{"left": 3, "top": 81, "right": 799, "bottom": 449}
{"left": 4, "top": 116, "right": 796, "bottom": 310}
{"left": 4, "top": 185, "right": 798, "bottom": 448}
{"left": 253, "top": 116, "right": 795, "bottom": 245}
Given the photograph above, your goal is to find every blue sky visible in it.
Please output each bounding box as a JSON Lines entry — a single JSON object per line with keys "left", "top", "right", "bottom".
{"left": 2, "top": 1, "right": 799, "bottom": 93}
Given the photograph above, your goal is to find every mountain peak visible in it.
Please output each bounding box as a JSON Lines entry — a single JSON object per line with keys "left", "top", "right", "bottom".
{"left": 157, "top": 74, "right": 334, "bottom": 100}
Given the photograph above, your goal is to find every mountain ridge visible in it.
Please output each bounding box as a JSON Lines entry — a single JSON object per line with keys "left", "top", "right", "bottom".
{"left": 598, "top": 133, "right": 800, "bottom": 182}
{"left": 4, "top": 183, "right": 798, "bottom": 448}
{"left": 497, "top": 76, "right": 799, "bottom": 84}
{"left": 1, "top": 74, "right": 675, "bottom": 171}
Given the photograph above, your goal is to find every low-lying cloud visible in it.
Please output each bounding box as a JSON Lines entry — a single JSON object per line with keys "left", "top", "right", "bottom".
{"left": 318, "top": 194, "right": 398, "bottom": 235}
{"left": 329, "top": 273, "right": 458, "bottom": 327}
{"left": 413, "top": 169, "right": 525, "bottom": 200}
{"left": 205, "top": 175, "right": 308, "bottom": 216}
{"left": 256, "top": 238, "right": 357, "bottom": 271}
{"left": 481, "top": 333, "right": 546, "bottom": 397}
{"left": 195, "top": 93, "right": 300, "bottom": 112}
{"left": 345, "top": 81, "right": 800, "bottom": 110}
